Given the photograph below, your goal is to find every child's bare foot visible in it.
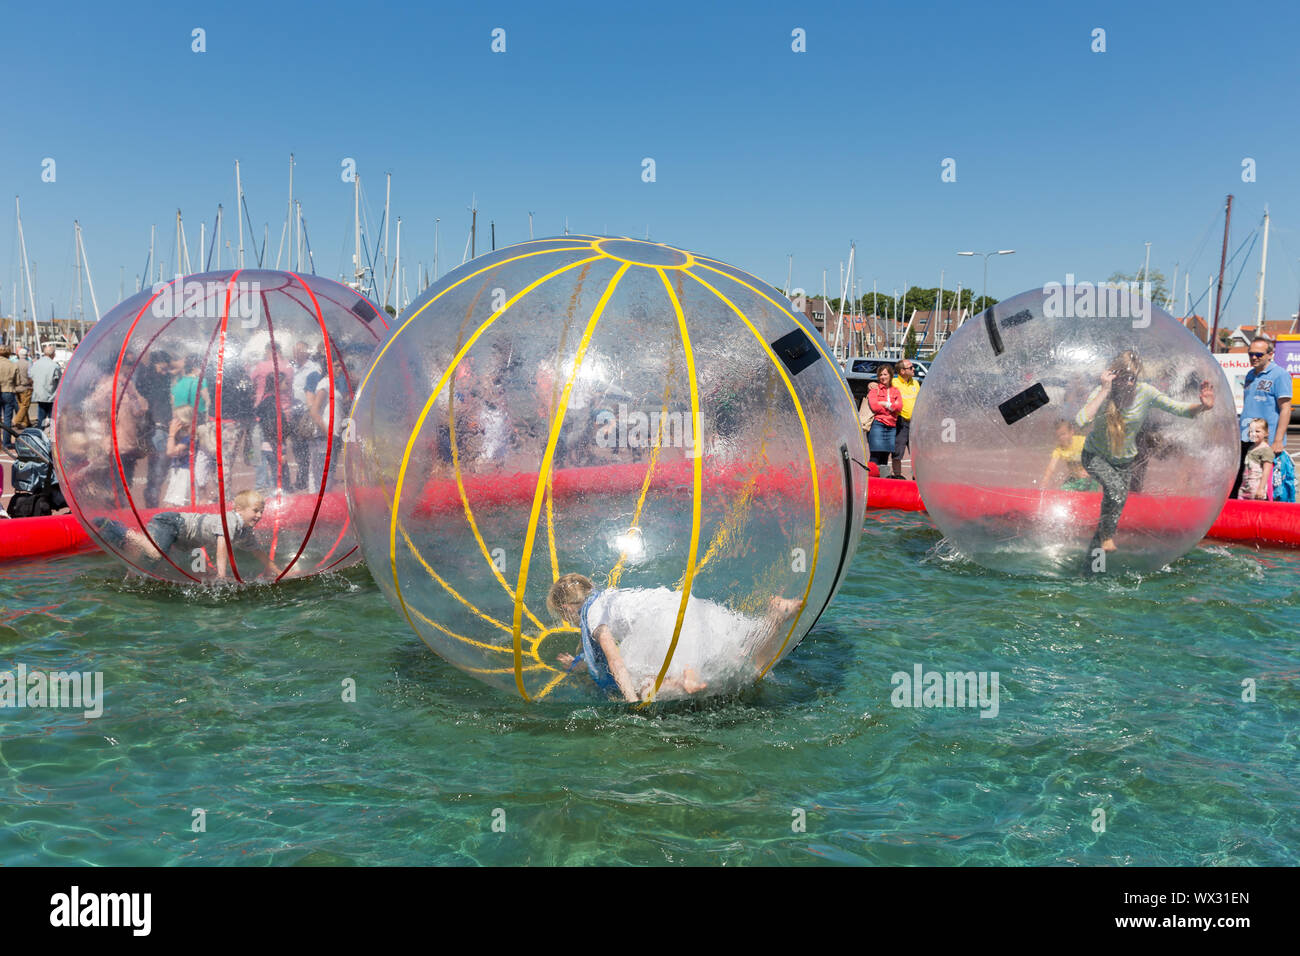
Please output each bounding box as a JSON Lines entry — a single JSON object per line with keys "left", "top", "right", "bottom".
{"left": 557, "top": 652, "right": 576, "bottom": 668}
{"left": 1100, "top": 538, "right": 1117, "bottom": 553}
{"left": 682, "top": 668, "right": 708, "bottom": 695}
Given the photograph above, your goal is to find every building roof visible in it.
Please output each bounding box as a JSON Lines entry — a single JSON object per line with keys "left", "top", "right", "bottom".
{"left": 1225, "top": 319, "right": 1298, "bottom": 349}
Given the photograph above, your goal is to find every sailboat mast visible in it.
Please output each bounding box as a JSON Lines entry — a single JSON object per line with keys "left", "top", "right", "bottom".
{"left": 393, "top": 217, "right": 402, "bottom": 313}
{"left": 353, "top": 174, "right": 363, "bottom": 292}
{"left": 78, "top": 223, "right": 100, "bottom": 323}
{"left": 383, "top": 173, "right": 391, "bottom": 295}
{"left": 235, "top": 160, "right": 245, "bottom": 268}
{"left": 15, "top": 197, "right": 41, "bottom": 350}
{"left": 288, "top": 153, "right": 295, "bottom": 271}
{"left": 75, "top": 221, "right": 83, "bottom": 326}
{"left": 1210, "top": 194, "right": 1233, "bottom": 351}
{"left": 1255, "top": 206, "right": 1270, "bottom": 326}
{"left": 937, "top": 267, "right": 944, "bottom": 350}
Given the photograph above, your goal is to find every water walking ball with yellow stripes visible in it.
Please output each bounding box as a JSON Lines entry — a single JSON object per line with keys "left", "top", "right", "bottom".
{"left": 53, "top": 270, "right": 388, "bottom": 585}
{"left": 344, "top": 237, "right": 866, "bottom": 702}
{"left": 910, "top": 285, "right": 1239, "bottom": 577}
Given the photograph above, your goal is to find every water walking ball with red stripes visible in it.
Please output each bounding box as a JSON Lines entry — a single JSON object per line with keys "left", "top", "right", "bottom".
{"left": 54, "top": 270, "right": 388, "bottom": 584}
{"left": 910, "top": 285, "right": 1239, "bottom": 576}
{"left": 344, "top": 237, "right": 866, "bottom": 702}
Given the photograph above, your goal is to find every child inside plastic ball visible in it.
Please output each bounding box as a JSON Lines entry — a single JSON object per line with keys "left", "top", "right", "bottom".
{"left": 547, "top": 572, "right": 803, "bottom": 702}
{"left": 1075, "top": 350, "right": 1214, "bottom": 555}
{"left": 93, "top": 489, "right": 279, "bottom": 581}
{"left": 1040, "top": 419, "right": 1098, "bottom": 492}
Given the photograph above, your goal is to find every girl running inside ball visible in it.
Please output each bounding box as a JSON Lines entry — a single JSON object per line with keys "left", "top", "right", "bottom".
{"left": 547, "top": 573, "right": 803, "bottom": 702}
{"left": 1075, "top": 351, "right": 1214, "bottom": 557}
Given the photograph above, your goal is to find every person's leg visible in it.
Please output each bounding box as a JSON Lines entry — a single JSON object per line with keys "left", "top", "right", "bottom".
{"left": 119, "top": 451, "right": 140, "bottom": 490}
{"left": 1, "top": 393, "right": 15, "bottom": 450}
{"left": 35, "top": 401, "right": 53, "bottom": 431}
{"left": 892, "top": 419, "right": 909, "bottom": 477}
{"left": 867, "top": 421, "right": 889, "bottom": 470}
{"left": 13, "top": 390, "right": 31, "bottom": 428}
{"left": 145, "top": 427, "right": 169, "bottom": 508}
{"left": 1228, "top": 440, "right": 1251, "bottom": 499}
{"left": 1082, "top": 451, "right": 1132, "bottom": 551}
{"left": 290, "top": 433, "right": 309, "bottom": 490}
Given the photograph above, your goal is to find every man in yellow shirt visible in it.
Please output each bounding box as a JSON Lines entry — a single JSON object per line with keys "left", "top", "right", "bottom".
{"left": 891, "top": 360, "right": 921, "bottom": 478}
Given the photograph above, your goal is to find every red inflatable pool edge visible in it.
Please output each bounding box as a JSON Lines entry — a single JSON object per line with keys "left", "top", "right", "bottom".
{"left": 0, "top": 513, "right": 97, "bottom": 563}
{"left": 0, "top": 491, "right": 351, "bottom": 565}
{"left": 6, "top": 477, "right": 1297, "bottom": 565}
{"left": 865, "top": 477, "right": 1300, "bottom": 549}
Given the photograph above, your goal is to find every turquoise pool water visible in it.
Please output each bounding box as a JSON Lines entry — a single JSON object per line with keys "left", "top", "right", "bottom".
{"left": 2, "top": 510, "right": 1297, "bottom": 866}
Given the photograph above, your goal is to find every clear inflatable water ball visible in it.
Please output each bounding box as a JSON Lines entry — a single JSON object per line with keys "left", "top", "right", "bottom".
{"left": 345, "top": 237, "right": 865, "bottom": 702}
{"left": 55, "top": 270, "right": 387, "bottom": 584}
{"left": 912, "top": 285, "right": 1239, "bottom": 576}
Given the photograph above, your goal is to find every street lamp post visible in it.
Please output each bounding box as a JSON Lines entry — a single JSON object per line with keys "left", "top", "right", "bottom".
{"left": 957, "top": 249, "right": 1016, "bottom": 315}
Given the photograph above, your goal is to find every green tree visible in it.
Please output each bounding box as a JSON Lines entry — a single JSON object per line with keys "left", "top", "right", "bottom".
{"left": 903, "top": 326, "right": 918, "bottom": 359}
{"left": 1108, "top": 269, "right": 1168, "bottom": 308}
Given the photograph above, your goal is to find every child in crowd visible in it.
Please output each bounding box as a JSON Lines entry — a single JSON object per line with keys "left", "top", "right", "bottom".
{"left": 1238, "top": 418, "right": 1276, "bottom": 500}
{"left": 1041, "top": 419, "right": 1098, "bottom": 491}
{"left": 161, "top": 406, "right": 212, "bottom": 506}
{"left": 547, "top": 572, "right": 803, "bottom": 702}
{"left": 93, "top": 489, "right": 279, "bottom": 581}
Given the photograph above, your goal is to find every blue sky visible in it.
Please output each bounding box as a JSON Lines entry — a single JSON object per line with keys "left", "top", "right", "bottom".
{"left": 3, "top": 0, "right": 1299, "bottom": 325}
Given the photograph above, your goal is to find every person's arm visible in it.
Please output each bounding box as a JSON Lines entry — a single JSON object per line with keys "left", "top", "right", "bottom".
{"left": 165, "top": 420, "right": 184, "bottom": 457}
{"left": 1076, "top": 381, "right": 1110, "bottom": 427}
{"left": 595, "top": 626, "right": 639, "bottom": 703}
{"left": 1262, "top": 460, "right": 1274, "bottom": 500}
{"left": 868, "top": 389, "right": 887, "bottom": 415}
{"left": 1273, "top": 398, "right": 1292, "bottom": 454}
{"left": 215, "top": 536, "right": 229, "bottom": 579}
{"left": 1150, "top": 381, "right": 1214, "bottom": 418}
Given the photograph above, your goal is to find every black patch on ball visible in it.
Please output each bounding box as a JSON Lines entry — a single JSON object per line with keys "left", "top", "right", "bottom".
{"left": 998, "top": 382, "right": 1050, "bottom": 425}
{"left": 771, "top": 328, "right": 820, "bottom": 375}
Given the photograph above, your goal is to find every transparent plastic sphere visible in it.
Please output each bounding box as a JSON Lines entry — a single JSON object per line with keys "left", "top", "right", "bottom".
{"left": 912, "top": 285, "right": 1238, "bottom": 576}
{"left": 345, "top": 237, "right": 865, "bottom": 701}
{"left": 54, "top": 270, "right": 387, "bottom": 584}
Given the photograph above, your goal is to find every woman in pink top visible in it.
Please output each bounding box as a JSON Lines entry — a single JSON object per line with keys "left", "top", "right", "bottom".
{"left": 863, "top": 365, "right": 903, "bottom": 470}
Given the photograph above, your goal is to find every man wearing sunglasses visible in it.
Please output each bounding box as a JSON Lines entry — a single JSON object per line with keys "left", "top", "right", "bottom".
{"left": 891, "top": 360, "right": 921, "bottom": 478}
{"left": 1231, "top": 337, "right": 1292, "bottom": 498}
